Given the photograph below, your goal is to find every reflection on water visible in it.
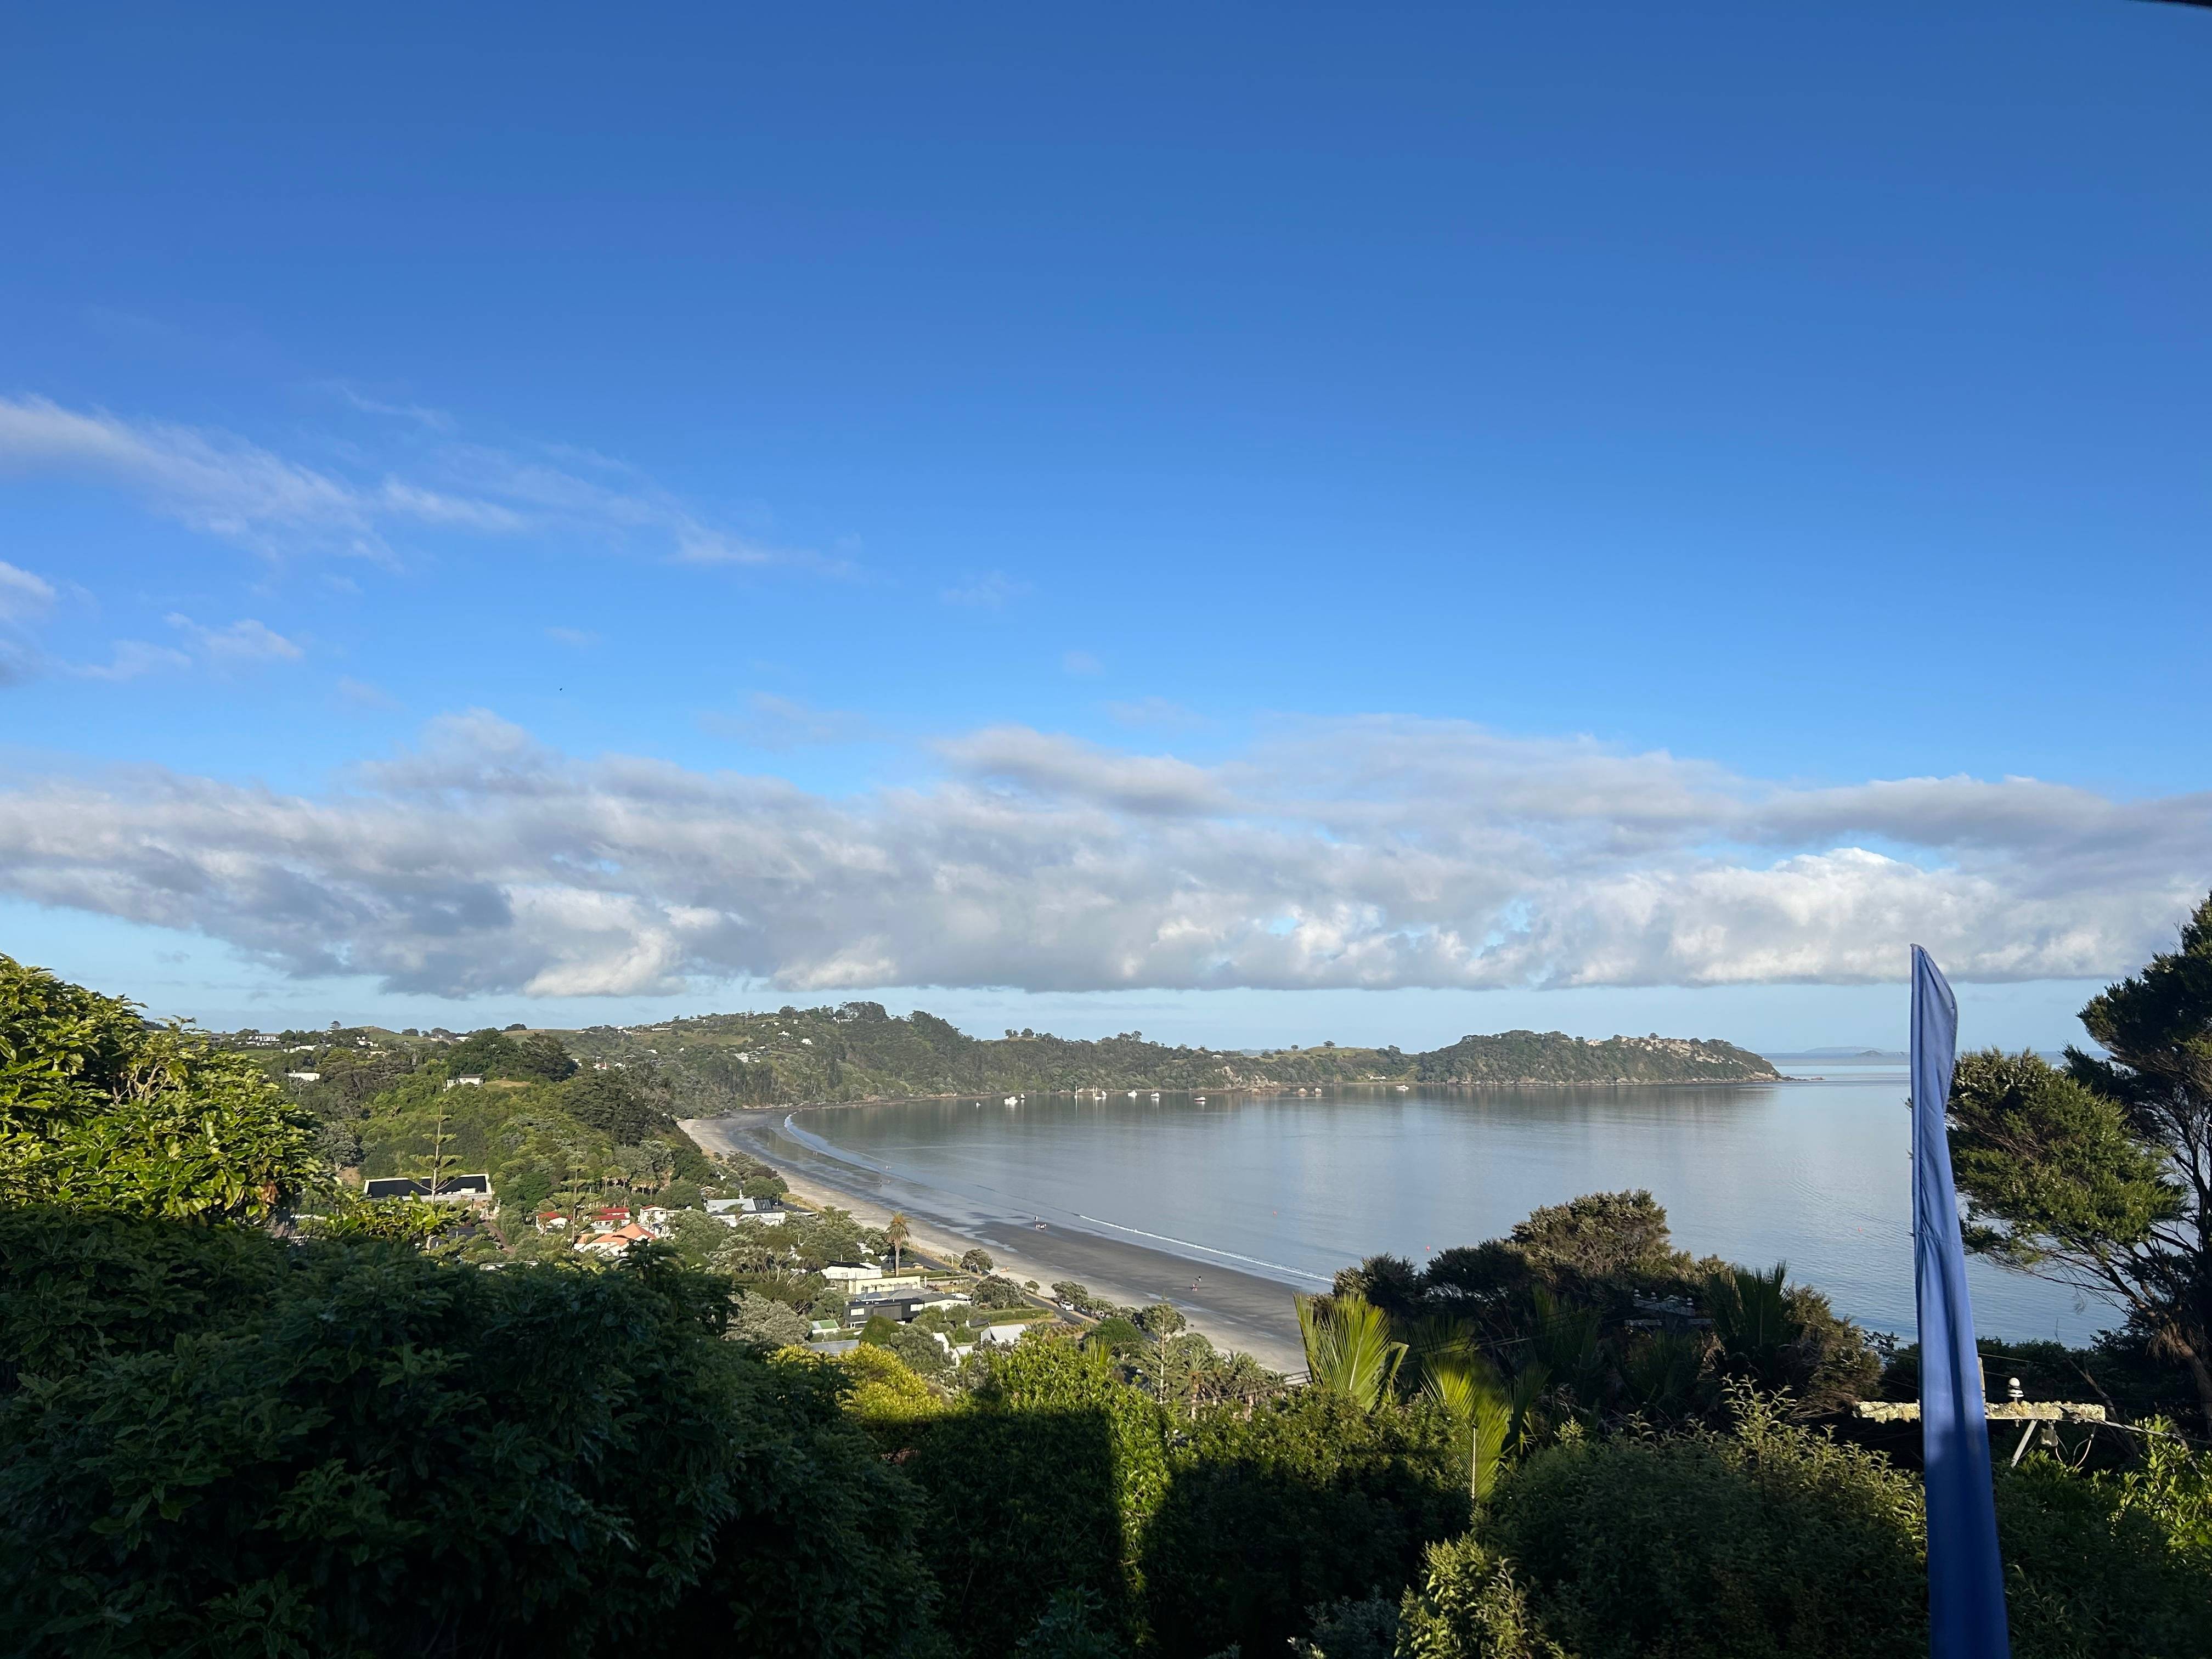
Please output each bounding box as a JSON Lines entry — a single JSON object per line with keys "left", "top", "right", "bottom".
{"left": 796, "top": 1066, "right": 2113, "bottom": 1344}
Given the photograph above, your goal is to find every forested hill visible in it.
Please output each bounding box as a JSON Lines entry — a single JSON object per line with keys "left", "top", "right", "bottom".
{"left": 233, "top": 1005, "right": 1777, "bottom": 1115}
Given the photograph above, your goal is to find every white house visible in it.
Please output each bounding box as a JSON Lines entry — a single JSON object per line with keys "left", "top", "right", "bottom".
{"left": 978, "top": 1323, "right": 1032, "bottom": 1347}
{"left": 705, "top": 1195, "right": 787, "bottom": 1228}
{"left": 443, "top": 1075, "right": 484, "bottom": 1090}
{"left": 285, "top": 1070, "right": 321, "bottom": 1083}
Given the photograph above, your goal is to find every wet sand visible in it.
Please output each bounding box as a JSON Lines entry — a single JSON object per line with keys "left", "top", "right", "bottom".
{"left": 681, "top": 1110, "right": 1308, "bottom": 1372}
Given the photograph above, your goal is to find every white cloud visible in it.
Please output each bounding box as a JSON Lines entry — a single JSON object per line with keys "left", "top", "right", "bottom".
{"left": 71, "top": 640, "right": 193, "bottom": 681}
{"left": 0, "top": 395, "right": 376, "bottom": 558}
{"left": 166, "top": 614, "right": 305, "bottom": 664}
{"left": 325, "top": 382, "right": 454, "bottom": 432}
{"left": 0, "top": 714, "right": 2201, "bottom": 1000}
{"left": 0, "top": 393, "right": 828, "bottom": 572}
{"left": 0, "top": 561, "right": 57, "bottom": 623}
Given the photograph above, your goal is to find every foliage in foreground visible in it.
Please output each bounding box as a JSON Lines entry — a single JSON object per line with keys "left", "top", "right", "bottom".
{"left": 0, "top": 1211, "right": 935, "bottom": 1659}
{"left": 1413, "top": 1389, "right": 2212, "bottom": 1659}
{"left": 0, "top": 953, "right": 321, "bottom": 1223}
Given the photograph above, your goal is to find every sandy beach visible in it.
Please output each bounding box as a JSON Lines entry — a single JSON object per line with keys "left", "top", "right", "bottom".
{"left": 682, "top": 1109, "right": 1309, "bottom": 1372}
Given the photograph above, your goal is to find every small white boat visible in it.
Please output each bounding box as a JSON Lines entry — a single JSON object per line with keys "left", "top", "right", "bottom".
{"left": 1150, "top": 1091, "right": 1160, "bottom": 1100}
{"left": 1003, "top": 1095, "right": 1018, "bottom": 1107}
{"left": 1127, "top": 1090, "right": 1138, "bottom": 1097}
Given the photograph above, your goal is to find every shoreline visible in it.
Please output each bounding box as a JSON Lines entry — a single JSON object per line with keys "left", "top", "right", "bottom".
{"left": 681, "top": 1109, "right": 1311, "bottom": 1372}
{"left": 721, "top": 1075, "right": 1787, "bottom": 1115}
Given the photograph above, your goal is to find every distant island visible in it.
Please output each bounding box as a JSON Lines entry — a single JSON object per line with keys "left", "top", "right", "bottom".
{"left": 216, "top": 1002, "right": 1780, "bottom": 1112}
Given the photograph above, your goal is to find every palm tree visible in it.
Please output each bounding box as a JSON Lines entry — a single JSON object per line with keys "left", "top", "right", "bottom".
{"left": 1422, "top": 1351, "right": 1546, "bottom": 1505}
{"left": 1296, "top": 1293, "right": 1406, "bottom": 1412}
{"left": 1707, "top": 1261, "right": 1797, "bottom": 1387}
{"left": 885, "top": 1211, "right": 911, "bottom": 1272}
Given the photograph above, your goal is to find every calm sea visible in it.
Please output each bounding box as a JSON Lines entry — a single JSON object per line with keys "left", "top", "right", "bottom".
{"left": 788, "top": 1065, "right": 2115, "bottom": 1345}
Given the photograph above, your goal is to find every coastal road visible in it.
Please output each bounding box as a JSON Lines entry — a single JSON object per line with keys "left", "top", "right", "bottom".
{"left": 682, "top": 1110, "right": 1308, "bottom": 1372}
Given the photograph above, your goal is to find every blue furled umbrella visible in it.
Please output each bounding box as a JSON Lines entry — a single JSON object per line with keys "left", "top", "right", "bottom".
{"left": 1911, "top": 946, "right": 2010, "bottom": 1659}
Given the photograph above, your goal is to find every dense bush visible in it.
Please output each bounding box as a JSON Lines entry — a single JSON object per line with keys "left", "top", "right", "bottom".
{"left": 0, "top": 954, "right": 321, "bottom": 1223}
{"left": 1395, "top": 1534, "right": 1564, "bottom": 1659}
{"left": 1993, "top": 1441, "right": 2212, "bottom": 1659}
{"left": 442, "top": 1026, "right": 577, "bottom": 1084}
{"left": 0, "top": 1206, "right": 289, "bottom": 1391}
{"left": 1141, "top": 1386, "right": 1468, "bottom": 1659}
{"left": 1335, "top": 1193, "right": 1877, "bottom": 1429}
{"left": 0, "top": 1215, "right": 936, "bottom": 1658}
{"left": 1443, "top": 1387, "right": 2212, "bottom": 1659}
{"left": 898, "top": 1341, "right": 1170, "bottom": 1658}
{"left": 1490, "top": 1390, "right": 1925, "bottom": 1659}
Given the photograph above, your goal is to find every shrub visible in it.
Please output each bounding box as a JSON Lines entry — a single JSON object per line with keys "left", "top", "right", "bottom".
{"left": 0, "top": 1214, "right": 935, "bottom": 1658}
{"left": 826, "top": 1341, "right": 949, "bottom": 1429}
{"left": 1396, "top": 1534, "right": 1564, "bottom": 1659}
{"left": 0, "top": 1206, "right": 288, "bottom": 1392}
{"left": 1490, "top": 1390, "right": 1924, "bottom": 1659}
{"left": 900, "top": 1342, "right": 1169, "bottom": 1658}
{"left": 1139, "top": 1388, "right": 1468, "bottom": 1659}
{"left": 1293, "top": 1593, "right": 1403, "bottom": 1659}
{"left": 1994, "top": 1443, "right": 2212, "bottom": 1659}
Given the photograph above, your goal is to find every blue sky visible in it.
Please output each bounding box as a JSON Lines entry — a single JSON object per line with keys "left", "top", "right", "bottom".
{"left": 1, "top": 2, "right": 2207, "bottom": 1051}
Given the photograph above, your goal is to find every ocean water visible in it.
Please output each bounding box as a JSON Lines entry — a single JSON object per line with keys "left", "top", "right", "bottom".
{"left": 788, "top": 1065, "right": 2117, "bottom": 1345}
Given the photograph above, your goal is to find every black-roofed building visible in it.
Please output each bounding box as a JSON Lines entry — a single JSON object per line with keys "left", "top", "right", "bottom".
{"left": 361, "top": 1173, "right": 494, "bottom": 1207}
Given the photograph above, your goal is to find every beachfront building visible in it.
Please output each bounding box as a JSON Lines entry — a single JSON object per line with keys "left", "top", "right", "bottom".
{"left": 820, "top": 1262, "right": 926, "bottom": 1295}
{"left": 843, "top": 1289, "right": 971, "bottom": 1326}
{"left": 704, "top": 1195, "right": 787, "bottom": 1227}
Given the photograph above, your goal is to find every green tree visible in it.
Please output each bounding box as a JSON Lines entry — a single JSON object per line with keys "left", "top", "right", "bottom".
{"left": 558, "top": 1070, "right": 663, "bottom": 1144}
{"left": 729, "top": 1289, "right": 810, "bottom": 1349}
{"left": 1297, "top": 1294, "right": 1407, "bottom": 1413}
{"left": 1947, "top": 894, "right": 2212, "bottom": 1433}
{"left": 886, "top": 1210, "right": 911, "bottom": 1271}
{"left": 873, "top": 1320, "right": 951, "bottom": 1380}
{"left": 959, "top": 1246, "right": 995, "bottom": 1274}
{"left": 1510, "top": 1188, "right": 1674, "bottom": 1282}
{"left": 973, "top": 1273, "right": 1030, "bottom": 1310}
{"left": 1135, "top": 1301, "right": 1187, "bottom": 1339}
{"left": 1419, "top": 1351, "right": 1537, "bottom": 1507}
{"left": 0, "top": 955, "right": 321, "bottom": 1223}
{"left": 0, "top": 1215, "right": 936, "bottom": 1657}
{"left": 1086, "top": 1316, "right": 1148, "bottom": 1356}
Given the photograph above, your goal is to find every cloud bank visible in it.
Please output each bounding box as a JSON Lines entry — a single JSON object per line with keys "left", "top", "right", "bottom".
{"left": 0, "top": 714, "right": 2201, "bottom": 1000}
